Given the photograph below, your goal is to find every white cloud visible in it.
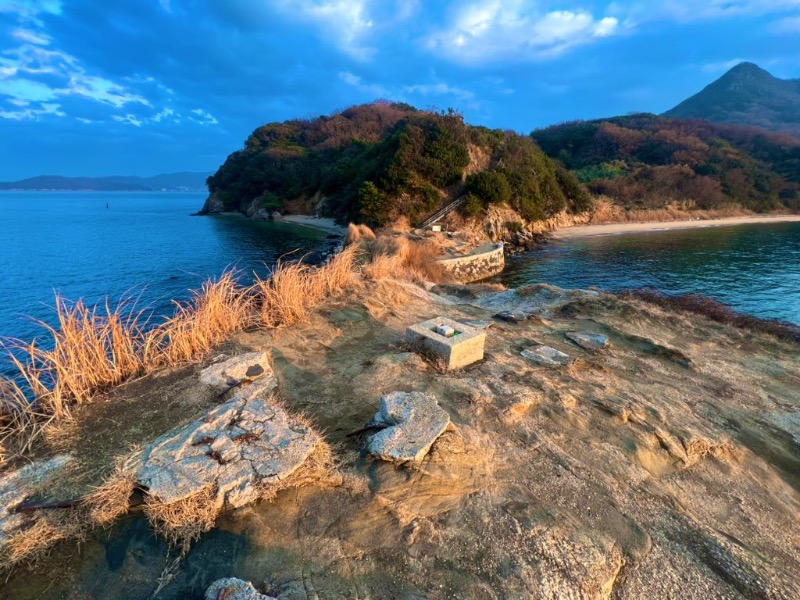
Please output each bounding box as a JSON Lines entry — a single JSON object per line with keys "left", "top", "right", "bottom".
{"left": 270, "top": 0, "right": 375, "bottom": 58}
{"left": 338, "top": 71, "right": 387, "bottom": 96}
{"left": 404, "top": 82, "right": 474, "bottom": 102}
{"left": 112, "top": 114, "right": 143, "bottom": 127}
{"left": 0, "top": 101, "right": 63, "bottom": 120}
{"left": 0, "top": 0, "right": 62, "bottom": 22}
{"left": 772, "top": 15, "right": 800, "bottom": 33}
{"left": 190, "top": 108, "right": 219, "bottom": 125}
{"left": 11, "top": 28, "right": 51, "bottom": 45}
{"left": 425, "top": 1, "right": 621, "bottom": 64}
{"left": 626, "top": 1, "right": 800, "bottom": 23}
{"left": 153, "top": 107, "right": 175, "bottom": 122}
{"left": 702, "top": 58, "right": 747, "bottom": 73}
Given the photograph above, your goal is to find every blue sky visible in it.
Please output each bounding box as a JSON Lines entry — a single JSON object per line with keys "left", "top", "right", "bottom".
{"left": 0, "top": 0, "right": 799, "bottom": 179}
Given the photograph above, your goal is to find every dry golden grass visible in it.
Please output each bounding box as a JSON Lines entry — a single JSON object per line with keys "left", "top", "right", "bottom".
{"left": 144, "top": 485, "right": 219, "bottom": 552}
{"left": 0, "top": 252, "right": 361, "bottom": 463}
{"left": 362, "top": 234, "right": 445, "bottom": 283}
{"left": 588, "top": 196, "right": 753, "bottom": 225}
{"left": 344, "top": 222, "right": 377, "bottom": 245}
{"left": 1, "top": 511, "right": 86, "bottom": 570}
{"left": 145, "top": 270, "right": 252, "bottom": 368}
{"left": 255, "top": 245, "right": 359, "bottom": 328}
{"left": 82, "top": 451, "right": 140, "bottom": 527}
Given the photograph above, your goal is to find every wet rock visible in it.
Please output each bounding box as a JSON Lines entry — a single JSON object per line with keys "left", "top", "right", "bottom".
{"left": 137, "top": 395, "right": 318, "bottom": 509}
{"left": 566, "top": 331, "right": 610, "bottom": 352}
{"left": 366, "top": 391, "right": 451, "bottom": 463}
{"left": 0, "top": 454, "right": 73, "bottom": 549}
{"left": 205, "top": 578, "right": 274, "bottom": 600}
{"left": 521, "top": 345, "right": 571, "bottom": 366}
{"left": 199, "top": 352, "right": 273, "bottom": 393}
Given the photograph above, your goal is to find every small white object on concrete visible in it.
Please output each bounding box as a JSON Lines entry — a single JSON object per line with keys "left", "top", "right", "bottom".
{"left": 366, "top": 391, "right": 451, "bottom": 463}
{"left": 521, "top": 345, "right": 571, "bottom": 366}
{"left": 205, "top": 578, "right": 274, "bottom": 600}
{"left": 431, "top": 225, "right": 442, "bottom": 232}
{"left": 199, "top": 351, "right": 273, "bottom": 393}
{"left": 406, "top": 316, "right": 486, "bottom": 370}
{"left": 434, "top": 323, "right": 456, "bottom": 337}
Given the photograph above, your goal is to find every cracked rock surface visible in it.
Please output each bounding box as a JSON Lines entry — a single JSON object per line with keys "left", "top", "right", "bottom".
{"left": 137, "top": 395, "right": 318, "bottom": 509}
{"left": 205, "top": 578, "right": 273, "bottom": 600}
{"left": 199, "top": 352, "right": 274, "bottom": 393}
{"left": 366, "top": 391, "right": 450, "bottom": 463}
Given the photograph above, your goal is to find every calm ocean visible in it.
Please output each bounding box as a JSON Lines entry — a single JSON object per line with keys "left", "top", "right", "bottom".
{"left": 2, "top": 192, "right": 798, "bottom": 351}
{"left": 0, "top": 191, "right": 329, "bottom": 345}
{"left": 501, "top": 221, "right": 800, "bottom": 325}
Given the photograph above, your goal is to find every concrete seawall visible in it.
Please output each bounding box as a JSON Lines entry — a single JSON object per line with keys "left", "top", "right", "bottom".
{"left": 438, "top": 243, "right": 505, "bottom": 282}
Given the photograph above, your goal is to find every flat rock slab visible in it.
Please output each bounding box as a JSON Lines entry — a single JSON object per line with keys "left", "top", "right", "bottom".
{"left": 0, "top": 454, "right": 73, "bottom": 549}
{"left": 206, "top": 578, "right": 274, "bottom": 600}
{"left": 566, "top": 331, "right": 610, "bottom": 351}
{"left": 521, "top": 345, "right": 571, "bottom": 366}
{"left": 493, "top": 311, "right": 529, "bottom": 323}
{"left": 199, "top": 351, "right": 274, "bottom": 393}
{"left": 366, "top": 391, "right": 450, "bottom": 463}
{"left": 137, "top": 394, "right": 318, "bottom": 509}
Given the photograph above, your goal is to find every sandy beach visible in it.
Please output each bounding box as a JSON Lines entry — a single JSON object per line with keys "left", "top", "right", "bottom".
{"left": 279, "top": 214, "right": 346, "bottom": 235}
{"left": 552, "top": 214, "right": 800, "bottom": 239}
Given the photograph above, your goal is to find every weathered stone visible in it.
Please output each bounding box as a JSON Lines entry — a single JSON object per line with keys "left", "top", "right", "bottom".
{"left": 437, "top": 243, "right": 505, "bottom": 283}
{"left": 205, "top": 578, "right": 274, "bottom": 600}
{"left": 456, "top": 319, "right": 493, "bottom": 330}
{"left": 493, "top": 311, "right": 529, "bottom": 323}
{"left": 472, "top": 284, "right": 601, "bottom": 318}
{"left": 406, "top": 317, "right": 486, "bottom": 370}
{"left": 366, "top": 391, "right": 450, "bottom": 463}
{"left": 137, "top": 395, "right": 318, "bottom": 509}
{"left": 566, "top": 331, "right": 610, "bottom": 352}
{"left": 521, "top": 345, "right": 571, "bottom": 366}
{"left": 199, "top": 352, "right": 273, "bottom": 393}
{"left": 0, "top": 454, "right": 73, "bottom": 549}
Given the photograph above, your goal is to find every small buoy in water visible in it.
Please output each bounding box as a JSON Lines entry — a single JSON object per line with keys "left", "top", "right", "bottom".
{"left": 106, "top": 203, "right": 109, "bottom": 209}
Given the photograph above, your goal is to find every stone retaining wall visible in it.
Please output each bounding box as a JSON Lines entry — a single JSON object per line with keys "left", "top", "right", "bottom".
{"left": 438, "top": 243, "right": 505, "bottom": 282}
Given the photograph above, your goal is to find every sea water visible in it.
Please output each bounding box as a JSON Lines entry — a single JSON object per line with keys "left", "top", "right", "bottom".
{"left": 502, "top": 221, "right": 800, "bottom": 325}
{"left": 0, "top": 191, "right": 330, "bottom": 345}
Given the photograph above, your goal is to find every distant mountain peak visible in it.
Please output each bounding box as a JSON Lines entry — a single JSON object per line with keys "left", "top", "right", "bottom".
{"left": 664, "top": 63, "right": 800, "bottom": 136}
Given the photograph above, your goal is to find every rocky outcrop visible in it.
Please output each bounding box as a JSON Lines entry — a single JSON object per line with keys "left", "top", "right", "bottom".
{"left": 198, "top": 192, "right": 225, "bottom": 215}
{"left": 0, "top": 455, "right": 73, "bottom": 550}
{"left": 521, "top": 345, "right": 571, "bottom": 366}
{"left": 199, "top": 352, "right": 274, "bottom": 394}
{"left": 366, "top": 391, "right": 450, "bottom": 463}
{"left": 137, "top": 395, "right": 319, "bottom": 509}
{"left": 205, "top": 578, "right": 274, "bottom": 600}
{"left": 566, "top": 331, "right": 610, "bottom": 352}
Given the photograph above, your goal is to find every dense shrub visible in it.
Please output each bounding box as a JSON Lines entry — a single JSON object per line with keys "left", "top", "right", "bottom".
{"left": 208, "top": 102, "right": 592, "bottom": 227}
{"left": 532, "top": 114, "right": 800, "bottom": 212}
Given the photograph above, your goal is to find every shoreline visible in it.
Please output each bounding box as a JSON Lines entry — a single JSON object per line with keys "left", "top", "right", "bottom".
{"left": 552, "top": 214, "right": 800, "bottom": 239}
{"left": 278, "top": 214, "right": 346, "bottom": 235}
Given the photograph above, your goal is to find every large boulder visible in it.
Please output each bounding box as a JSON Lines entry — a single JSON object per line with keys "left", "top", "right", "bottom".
{"left": 137, "top": 395, "right": 318, "bottom": 509}
{"left": 366, "top": 392, "right": 450, "bottom": 463}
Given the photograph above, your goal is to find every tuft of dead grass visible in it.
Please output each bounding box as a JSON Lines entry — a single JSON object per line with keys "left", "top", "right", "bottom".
{"left": 344, "top": 223, "right": 377, "bottom": 246}
{"left": 255, "top": 245, "right": 359, "bottom": 328}
{"left": 362, "top": 234, "right": 445, "bottom": 284}
{"left": 1, "top": 510, "right": 86, "bottom": 570}
{"left": 144, "top": 485, "right": 219, "bottom": 553}
{"left": 82, "top": 451, "right": 140, "bottom": 527}
{"left": 145, "top": 270, "right": 253, "bottom": 368}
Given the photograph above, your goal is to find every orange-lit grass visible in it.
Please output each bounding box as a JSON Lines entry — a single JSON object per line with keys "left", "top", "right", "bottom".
{"left": 255, "top": 245, "right": 358, "bottom": 328}
{"left": 1, "top": 255, "right": 361, "bottom": 461}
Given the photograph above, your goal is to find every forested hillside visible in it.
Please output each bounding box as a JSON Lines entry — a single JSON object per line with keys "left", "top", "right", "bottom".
{"left": 532, "top": 115, "right": 800, "bottom": 212}
{"left": 205, "top": 102, "right": 590, "bottom": 226}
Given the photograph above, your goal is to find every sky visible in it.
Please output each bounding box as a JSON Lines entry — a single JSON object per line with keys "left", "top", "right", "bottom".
{"left": 0, "top": 1, "right": 799, "bottom": 180}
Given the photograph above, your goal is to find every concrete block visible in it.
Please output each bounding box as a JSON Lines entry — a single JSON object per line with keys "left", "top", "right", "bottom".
{"left": 406, "top": 316, "right": 486, "bottom": 369}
